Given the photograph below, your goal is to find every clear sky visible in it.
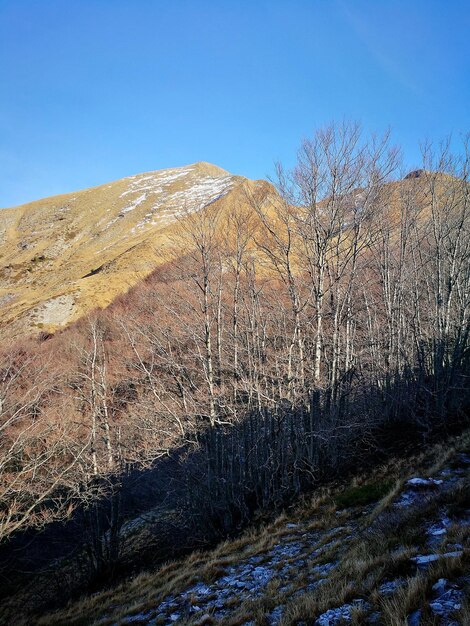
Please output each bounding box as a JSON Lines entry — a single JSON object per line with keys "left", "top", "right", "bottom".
{"left": 1, "top": 0, "right": 469, "bottom": 207}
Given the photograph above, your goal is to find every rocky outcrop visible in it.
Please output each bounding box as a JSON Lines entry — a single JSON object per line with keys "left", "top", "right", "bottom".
{"left": 107, "top": 448, "right": 470, "bottom": 626}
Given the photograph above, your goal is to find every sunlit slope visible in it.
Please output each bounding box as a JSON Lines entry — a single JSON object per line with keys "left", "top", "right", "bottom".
{"left": 0, "top": 162, "right": 263, "bottom": 338}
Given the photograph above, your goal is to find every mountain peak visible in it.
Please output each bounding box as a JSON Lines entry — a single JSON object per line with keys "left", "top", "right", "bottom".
{"left": 188, "top": 161, "right": 231, "bottom": 177}
{"left": 0, "top": 162, "right": 256, "bottom": 338}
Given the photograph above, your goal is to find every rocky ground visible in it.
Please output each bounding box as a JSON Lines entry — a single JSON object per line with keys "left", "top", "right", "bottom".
{"left": 114, "top": 522, "right": 357, "bottom": 625}
{"left": 89, "top": 453, "right": 470, "bottom": 626}
{"left": 39, "top": 440, "right": 470, "bottom": 626}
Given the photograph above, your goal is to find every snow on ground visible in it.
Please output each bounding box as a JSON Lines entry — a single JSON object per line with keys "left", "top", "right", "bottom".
{"left": 120, "top": 169, "right": 192, "bottom": 198}
{"left": 129, "top": 172, "right": 233, "bottom": 233}
{"left": 121, "top": 193, "right": 148, "bottom": 214}
{"left": 107, "top": 452, "right": 470, "bottom": 626}
{"left": 101, "top": 166, "right": 234, "bottom": 235}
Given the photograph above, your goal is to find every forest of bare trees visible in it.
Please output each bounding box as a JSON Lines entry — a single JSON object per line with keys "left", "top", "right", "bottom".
{"left": 1, "top": 124, "right": 470, "bottom": 606}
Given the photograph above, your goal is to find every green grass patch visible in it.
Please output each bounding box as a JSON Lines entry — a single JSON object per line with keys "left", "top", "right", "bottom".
{"left": 335, "top": 481, "right": 393, "bottom": 509}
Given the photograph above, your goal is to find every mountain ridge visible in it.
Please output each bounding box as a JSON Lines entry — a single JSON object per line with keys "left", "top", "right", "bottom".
{"left": 0, "top": 162, "right": 233, "bottom": 211}
{"left": 0, "top": 162, "right": 265, "bottom": 339}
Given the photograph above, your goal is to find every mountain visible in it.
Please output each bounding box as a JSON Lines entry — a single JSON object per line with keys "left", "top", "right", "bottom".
{"left": 1, "top": 140, "right": 469, "bottom": 626}
{"left": 0, "top": 162, "right": 264, "bottom": 339}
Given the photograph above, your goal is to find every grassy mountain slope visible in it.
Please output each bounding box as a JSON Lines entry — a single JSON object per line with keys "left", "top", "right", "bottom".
{"left": 0, "top": 163, "right": 458, "bottom": 342}
{"left": 0, "top": 162, "right": 263, "bottom": 338}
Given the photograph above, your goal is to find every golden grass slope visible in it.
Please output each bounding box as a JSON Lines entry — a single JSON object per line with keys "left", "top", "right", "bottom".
{"left": 0, "top": 162, "right": 264, "bottom": 339}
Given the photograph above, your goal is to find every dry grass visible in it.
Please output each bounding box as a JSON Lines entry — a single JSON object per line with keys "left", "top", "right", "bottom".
{"left": 33, "top": 431, "right": 470, "bottom": 626}
{"left": 0, "top": 163, "right": 264, "bottom": 340}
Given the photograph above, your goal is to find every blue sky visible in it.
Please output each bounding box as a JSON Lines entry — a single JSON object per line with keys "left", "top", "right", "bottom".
{"left": 1, "top": 0, "right": 469, "bottom": 207}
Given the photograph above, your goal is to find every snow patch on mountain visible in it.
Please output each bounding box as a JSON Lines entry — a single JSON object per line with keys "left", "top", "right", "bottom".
{"left": 121, "top": 193, "right": 148, "bottom": 213}
{"left": 100, "top": 166, "right": 234, "bottom": 234}
{"left": 128, "top": 173, "right": 234, "bottom": 233}
{"left": 119, "top": 168, "right": 193, "bottom": 198}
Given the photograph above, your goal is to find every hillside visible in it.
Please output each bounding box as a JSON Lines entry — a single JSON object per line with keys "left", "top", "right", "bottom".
{"left": 1, "top": 128, "right": 469, "bottom": 626}
{"left": 0, "top": 162, "right": 264, "bottom": 338}
{"left": 36, "top": 432, "right": 470, "bottom": 625}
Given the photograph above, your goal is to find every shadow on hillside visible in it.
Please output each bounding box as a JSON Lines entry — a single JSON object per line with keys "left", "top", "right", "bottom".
{"left": 1, "top": 358, "right": 469, "bottom": 622}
